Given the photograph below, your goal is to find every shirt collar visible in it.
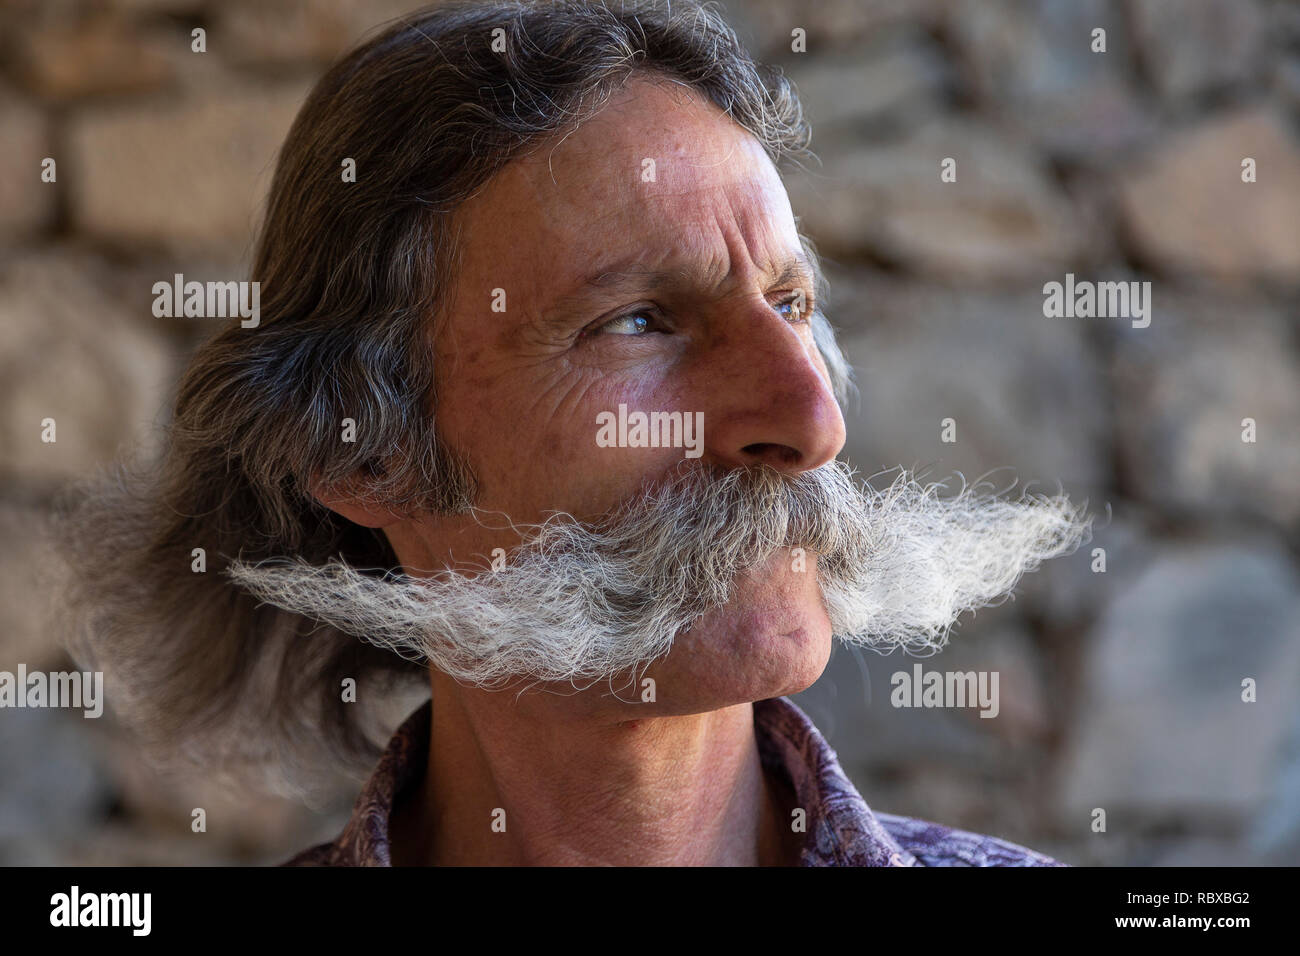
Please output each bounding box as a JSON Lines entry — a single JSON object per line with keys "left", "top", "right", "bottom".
{"left": 286, "top": 695, "right": 915, "bottom": 867}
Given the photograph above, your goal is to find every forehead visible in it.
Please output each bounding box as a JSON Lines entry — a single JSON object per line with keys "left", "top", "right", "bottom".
{"left": 449, "top": 74, "right": 802, "bottom": 302}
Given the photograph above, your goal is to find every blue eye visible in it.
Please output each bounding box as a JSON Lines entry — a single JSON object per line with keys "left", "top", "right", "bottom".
{"left": 775, "top": 294, "right": 809, "bottom": 321}
{"left": 585, "top": 295, "right": 809, "bottom": 341}
{"left": 597, "top": 312, "right": 652, "bottom": 335}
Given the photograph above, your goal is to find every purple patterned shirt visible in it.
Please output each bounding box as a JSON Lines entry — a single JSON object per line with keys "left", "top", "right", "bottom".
{"left": 283, "top": 695, "right": 1066, "bottom": 867}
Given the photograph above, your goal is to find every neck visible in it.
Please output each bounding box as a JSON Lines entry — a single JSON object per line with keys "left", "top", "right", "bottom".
{"left": 390, "top": 673, "right": 800, "bottom": 866}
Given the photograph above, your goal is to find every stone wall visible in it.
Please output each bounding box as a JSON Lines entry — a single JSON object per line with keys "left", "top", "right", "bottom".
{"left": 0, "top": 0, "right": 1296, "bottom": 865}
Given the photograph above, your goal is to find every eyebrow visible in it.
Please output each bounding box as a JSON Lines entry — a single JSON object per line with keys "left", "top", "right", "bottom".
{"left": 546, "top": 248, "right": 821, "bottom": 317}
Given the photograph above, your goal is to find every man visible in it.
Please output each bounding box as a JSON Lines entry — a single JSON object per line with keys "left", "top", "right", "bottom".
{"left": 56, "top": 0, "right": 1090, "bottom": 866}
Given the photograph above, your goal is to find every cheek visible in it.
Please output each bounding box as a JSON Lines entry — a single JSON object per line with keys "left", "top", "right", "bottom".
{"left": 439, "top": 338, "right": 708, "bottom": 527}
{"left": 439, "top": 357, "right": 593, "bottom": 462}
{"left": 443, "top": 363, "right": 668, "bottom": 517}
{"left": 530, "top": 366, "right": 688, "bottom": 473}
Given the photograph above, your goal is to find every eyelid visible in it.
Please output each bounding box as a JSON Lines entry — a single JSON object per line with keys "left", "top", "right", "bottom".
{"left": 772, "top": 289, "right": 815, "bottom": 321}
{"left": 579, "top": 305, "right": 664, "bottom": 340}
{"left": 579, "top": 288, "right": 815, "bottom": 342}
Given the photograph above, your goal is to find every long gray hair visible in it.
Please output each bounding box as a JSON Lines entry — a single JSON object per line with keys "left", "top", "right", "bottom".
{"left": 52, "top": 0, "right": 851, "bottom": 797}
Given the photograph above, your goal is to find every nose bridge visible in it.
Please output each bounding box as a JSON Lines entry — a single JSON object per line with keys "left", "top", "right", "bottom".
{"left": 735, "top": 308, "right": 826, "bottom": 406}
{"left": 698, "top": 294, "right": 846, "bottom": 472}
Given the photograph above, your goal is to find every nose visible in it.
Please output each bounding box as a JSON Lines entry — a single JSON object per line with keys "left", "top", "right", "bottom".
{"left": 698, "top": 299, "right": 846, "bottom": 474}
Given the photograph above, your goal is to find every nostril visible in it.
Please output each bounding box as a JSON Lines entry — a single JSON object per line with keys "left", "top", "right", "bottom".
{"left": 742, "top": 443, "right": 802, "bottom": 466}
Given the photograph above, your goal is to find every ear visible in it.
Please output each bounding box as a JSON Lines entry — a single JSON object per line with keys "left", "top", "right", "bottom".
{"left": 309, "top": 476, "right": 404, "bottom": 529}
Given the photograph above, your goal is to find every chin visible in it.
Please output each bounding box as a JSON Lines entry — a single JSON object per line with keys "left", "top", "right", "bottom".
{"left": 632, "top": 552, "right": 837, "bottom": 715}
{"left": 744, "top": 615, "right": 835, "bottom": 699}
{"left": 646, "top": 604, "right": 835, "bottom": 716}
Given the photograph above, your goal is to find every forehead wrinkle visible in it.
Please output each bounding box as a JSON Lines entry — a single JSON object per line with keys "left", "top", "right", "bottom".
{"left": 586, "top": 246, "right": 815, "bottom": 292}
{"left": 588, "top": 186, "right": 813, "bottom": 294}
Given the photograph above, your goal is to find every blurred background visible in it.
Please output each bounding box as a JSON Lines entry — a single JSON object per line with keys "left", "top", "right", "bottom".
{"left": 0, "top": 0, "right": 1297, "bottom": 865}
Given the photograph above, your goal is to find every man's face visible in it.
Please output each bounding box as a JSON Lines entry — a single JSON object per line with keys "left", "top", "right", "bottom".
{"left": 256, "top": 72, "right": 1084, "bottom": 718}
{"left": 386, "top": 74, "right": 847, "bottom": 715}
